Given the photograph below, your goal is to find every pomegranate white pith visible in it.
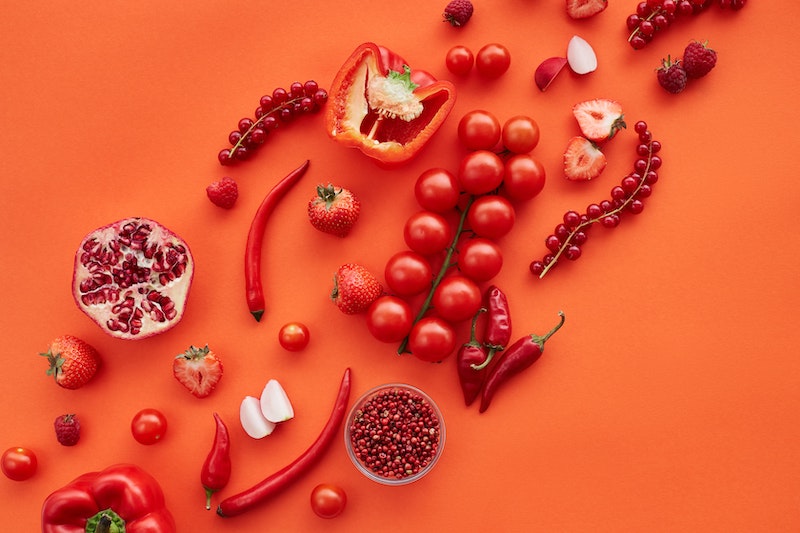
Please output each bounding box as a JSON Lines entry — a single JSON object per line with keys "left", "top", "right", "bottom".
{"left": 72, "top": 217, "right": 194, "bottom": 340}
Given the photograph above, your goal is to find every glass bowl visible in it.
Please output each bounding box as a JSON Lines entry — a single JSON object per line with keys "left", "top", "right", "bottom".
{"left": 344, "top": 383, "right": 446, "bottom": 485}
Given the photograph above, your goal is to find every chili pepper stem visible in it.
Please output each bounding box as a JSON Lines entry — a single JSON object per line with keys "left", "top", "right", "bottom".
{"left": 532, "top": 311, "right": 566, "bottom": 347}
{"left": 471, "top": 347, "right": 497, "bottom": 371}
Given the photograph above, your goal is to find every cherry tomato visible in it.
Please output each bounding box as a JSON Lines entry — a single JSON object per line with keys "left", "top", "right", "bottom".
{"left": 407, "top": 317, "right": 457, "bottom": 362}
{"left": 384, "top": 251, "right": 433, "bottom": 296}
{"left": 502, "top": 115, "right": 540, "bottom": 154}
{"left": 431, "top": 275, "right": 483, "bottom": 323}
{"left": 414, "top": 168, "right": 461, "bottom": 213}
{"left": 310, "top": 483, "right": 347, "bottom": 519}
{"left": 278, "top": 322, "right": 310, "bottom": 351}
{"left": 458, "top": 150, "right": 505, "bottom": 195}
{"left": 1, "top": 447, "right": 37, "bottom": 481}
{"left": 467, "top": 195, "right": 516, "bottom": 239}
{"left": 366, "top": 295, "right": 413, "bottom": 343}
{"left": 131, "top": 408, "right": 167, "bottom": 445}
{"left": 458, "top": 238, "right": 504, "bottom": 282}
{"left": 502, "top": 154, "right": 546, "bottom": 202}
{"left": 475, "top": 43, "right": 511, "bottom": 79}
{"left": 445, "top": 45, "right": 474, "bottom": 76}
{"left": 403, "top": 211, "right": 452, "bottom": 256}
{"left": 457, "top": 110, "right": 501, "bottom": 151}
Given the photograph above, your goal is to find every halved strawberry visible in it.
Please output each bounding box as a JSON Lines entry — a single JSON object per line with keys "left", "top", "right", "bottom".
{"left": 566, "top": 0, "right": 608, "bottom": 19}
{"left": 572, "top": 98, "right": 626, "bottom": 142}
{"left": 173, "top": 345, "right": 223, "bottom": 398}
{"left": 563, "top": 136, "right": 607, "bottom": 181}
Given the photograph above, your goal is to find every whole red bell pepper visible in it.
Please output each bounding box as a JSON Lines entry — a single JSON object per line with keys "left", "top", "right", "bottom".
{"left": 41, "top": 463, "right": 176, "bottom": 533}
{"left": 325, "top": 42, "right": 456, "bottom": 167}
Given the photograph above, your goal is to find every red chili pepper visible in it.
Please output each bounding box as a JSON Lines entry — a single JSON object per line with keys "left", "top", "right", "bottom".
{"left": 325, "top": 42, "right": 456, "bottom": 167}
{"left": 245, "top": 159, "right": 310, "bottom": 321}
{"left": 479, "top": 312, "right": 565, "bottom": 414}
{"left": 217, "top": 368, "right": 352, "bottom": 518}
{"left": 472, "top": 285, "right": 512, "bottom": 372}
{"left": 201, "top": 412, "right": 232, "bottom": 510}
{"left": 457, "top": 308, "right": 489, "bottom": 406}
{"left": 41, "top": 463, "right": 176, "bottom": 532}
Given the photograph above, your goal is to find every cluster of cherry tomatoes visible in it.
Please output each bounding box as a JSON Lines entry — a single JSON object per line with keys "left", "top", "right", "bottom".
{"left": 365, "top": 110, "right": 546, "bottom": 362}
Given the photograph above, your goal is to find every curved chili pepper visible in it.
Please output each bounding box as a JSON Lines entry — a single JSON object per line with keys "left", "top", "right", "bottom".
{"left": 245, "top": 159, "right": 310, "bottom": 321}
{"left": 457, "top": 308, "right": 488, "bottom": 406}
{"left": 217, "top": 367, "right": 352, "bottom": 518}
{"left": 201, "top": 412, "right": 232, "bottom": 510}
{"left": 472, "top": 285, "right": 512, "bottom": 371}
{"left": 479, "top": 312, "right": 565, "bottom": 414}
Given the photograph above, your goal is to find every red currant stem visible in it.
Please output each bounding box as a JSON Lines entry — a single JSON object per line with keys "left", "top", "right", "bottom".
{"left": 397, "top": 195, "right": 477, "bottom": 354}
{"left": 538, "top": 141, "right": 655, "bottom": 280}
{"left": 627, "top": 7, "right": 662, "bottom": 43}
{"left": 230, "top": 95, "right": 308, "bottom": 153}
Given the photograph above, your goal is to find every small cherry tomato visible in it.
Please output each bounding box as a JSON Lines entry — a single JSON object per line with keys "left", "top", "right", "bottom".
{"left": 1, "top": 447, "right": 37, "bottom": 481}
{"left": 445, "top": 45, "right": 474, "bottom": 76}
{"left": 475, "top": 43, "right": 511, "bottom": 79}
{"left": 384, "top": 251, "right": 433, "bottom": 296}
{"left": 366, "top": 295, "right": 414, "bottom": 343}
{"left": 310, "top": 483, "right": 347, "bottom": 519}
{"left": 414, "top": 168, "right": 461, "bottom": 213}
{"left": 458, "top": 238, "right": 504, "bottom": 282}
{"left": 431, "top": 275, "right": 483, "bottom": 323}
{"left": 467, "top": 195, "right": 516, "bottom": 239}
{"left": 407, "top": 317, "right": 457, "bottom": 362}
{"left": 458, "top": 150, "right": 505, "bottom": 195}
{"left": 502, "top": 154, "right": 546, "bottom": 202}
{"left": 403, "top": 211, "right": 452, "bottom": 255}
{"left": 131, "top": 408, "right": 167, "bottom": 445}
{"left": 458, "top": 110, "right": 501, "bottom": 151}
{"left": 501, "top": 115, "right": 540, "bottom": 154}
{"left": 278, "top": 322, "right": 310, "bottom": 351}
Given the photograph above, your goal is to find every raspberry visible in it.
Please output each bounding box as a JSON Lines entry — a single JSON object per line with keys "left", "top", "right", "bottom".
{"left": 656, "top": 56, "right": 688, "bottom": 94}
{"left": 443, "top": 0, "right": 474, "bottom": 27}
{"left": 54, "top": 414, "right": 81, "bottom": 446}
{"left": 206, "top": 176, "right": 239, "bottom": 209}
{"left": 683, "top": 40, "right": 717, "bottom": 78}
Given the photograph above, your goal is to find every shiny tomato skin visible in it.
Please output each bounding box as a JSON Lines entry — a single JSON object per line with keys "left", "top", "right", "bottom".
{"left": 385, "top": 251, "right": 433, "bottom": 296}
{"left": 502, "top": 115, "right": 540, "bottom": 154}
{"left": 458, "top": 238, "right": 504, "bottom": 282}
{"left": 403, "top": 211, "right": 452, "bottom": 256}
{"left": 445, "top": 45, "right": 474, "bottom": 76}
{"left": 408, "top": 317, "right": 457, "bottom": 362}
{"left": 131, "top": 408, "right": 167, "bottom": 445}
{"left": 458, "top": 110, "right": 501, "bottom": 151}
{"left": 502, "top": 154, "right": 546, "bottom": 202}
{"left": 278, "top": 322, "right": 311, "bottom": 351}
{"left": 467, "top": 195, "right": 516, "bottom": 239}
{"left": 310, "top": 483, "right": 347, "bottom": 519}
{"left": 475, "top": 43, "right": 511, "bottom": 79}
{"left": 458, "top": 150, "right": 505, "bottom": 195}
{"left": 1, "top": 447, "right": 37, "bottom": 481}
{"left": 414, "top": 168, "right": 461, "bottom": 213}
{"left": 366, "top": 295, "right": 414, "bottom": 343}
{"left": 432, "top": 275, "right": 483, "bottom": 323}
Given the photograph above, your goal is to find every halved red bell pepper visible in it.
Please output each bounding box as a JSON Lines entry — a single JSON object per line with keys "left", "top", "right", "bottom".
{"left": 325, "top": 42, "right": 456, "bottom": 167}
{"left": 41, "top": 463, "right": 176, "bottom": 533}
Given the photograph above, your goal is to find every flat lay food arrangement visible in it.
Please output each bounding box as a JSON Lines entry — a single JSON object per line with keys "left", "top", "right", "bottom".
{"left": 1, "top": 1, "right": 798, "bottom": 531}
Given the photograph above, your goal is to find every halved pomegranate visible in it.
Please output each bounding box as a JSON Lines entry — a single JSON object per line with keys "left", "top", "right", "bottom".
{"left": 72, "top": 217, "right": 194, "bottom": 340}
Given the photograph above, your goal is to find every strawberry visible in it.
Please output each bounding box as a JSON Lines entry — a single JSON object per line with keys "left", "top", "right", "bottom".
{"left": 566, "top": 0, "right": 608, "bottom": 19}
{"left": 683, "top": 40, "right": 717, "bottom": 78}
{"left": 443, "top": 0, "right": 473, "bottom": 27}
{"left": 563, "top": 136, "right": 607, "bottom": 181}
{"left": 656, "top": 56, "right": 688, "bottom": 94}
{"left": 308, "top": 184, "right": 361, "bottom": 237}
{"left": 54, "top": 414, "right": 81, "bottom": 446}
{"left": 41, "top": 335, "right": 100, "bottom": 390}
{"left": 172, "top": 345, "right": 224, "bottom": 398}
{"left": 331, "top": 263, "right": 383, "bottom": 315}
{"left": 206, "top": 176, "right": 239, "bottom": 209}
{"left": 572, "top": 98, "right": 626, "bottom": 142}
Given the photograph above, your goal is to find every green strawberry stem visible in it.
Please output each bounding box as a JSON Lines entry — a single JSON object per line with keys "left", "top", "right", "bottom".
{"left": 397, "top": 194, "right": 476, "bottom": 354}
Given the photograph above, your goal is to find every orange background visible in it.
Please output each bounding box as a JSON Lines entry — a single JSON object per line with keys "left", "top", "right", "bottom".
{"left": 1, "top": 1, "right": 798, "bottom": 531}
